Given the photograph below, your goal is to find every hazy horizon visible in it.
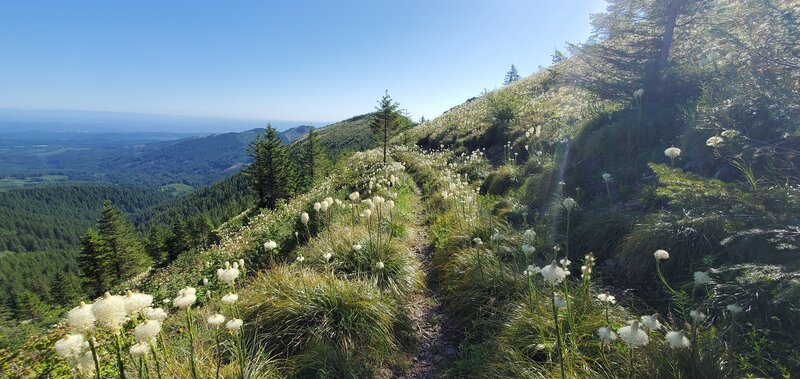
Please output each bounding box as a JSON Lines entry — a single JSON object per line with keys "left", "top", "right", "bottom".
{"left": 0, "top": 108, "right": 333, "bottom": 134}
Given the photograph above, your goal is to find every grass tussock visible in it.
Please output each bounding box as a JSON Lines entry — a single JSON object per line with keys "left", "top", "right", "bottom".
{"left": 241, "top": 266, "right": 405, "bottom": 375}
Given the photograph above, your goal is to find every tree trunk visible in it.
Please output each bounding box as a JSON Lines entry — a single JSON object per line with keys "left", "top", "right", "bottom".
{"left": 655, "top": 0, "right": 685, "bottom": 79}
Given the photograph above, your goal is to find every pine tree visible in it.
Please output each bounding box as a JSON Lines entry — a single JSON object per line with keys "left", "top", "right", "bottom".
{"left": 370, "top": 91, "right": 403, "bottom": 164}
{"left": 504, "top": 64, "right": 520, "bottom": 85}
{"left": 247, "top": 124, "right": 297, "bottom": 208}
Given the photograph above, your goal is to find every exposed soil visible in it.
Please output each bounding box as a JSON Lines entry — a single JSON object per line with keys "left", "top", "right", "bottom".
{"left": 402, "top": 191, "right": 456, "bottom": 379}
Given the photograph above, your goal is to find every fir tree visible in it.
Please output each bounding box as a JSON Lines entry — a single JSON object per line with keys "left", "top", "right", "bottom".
{"left": 78, "top": 201, "right": 151, "bottom": 293}
{"left": 504, "top": 64, "right": 520, "bottom": 85}
{"left": 247, "top": 124, "right": 297, "bottom": 208}
{"left": 298, "top": 127, "right": 330, "bottom": 191}
{"left": 370, "top": 91, "right": 402, "bottom": 164}
{"left": 144, "top": 225, "right": 167, "bottom": 265}
{"left": 165, "top": 219, "right": 190, "bottom": 262}
{"left": 49, "top": 271, "right": 82, "bottom": 307}
{"left": 14, "top": 290, "right": 52, "bottom": 322}
{"left": 78, "top": 227, "right": 113, "bottom": 293}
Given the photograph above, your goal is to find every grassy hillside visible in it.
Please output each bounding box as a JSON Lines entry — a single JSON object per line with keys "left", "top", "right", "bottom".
{"left": 4, "top": 1, "right": 798, "bottom": 377}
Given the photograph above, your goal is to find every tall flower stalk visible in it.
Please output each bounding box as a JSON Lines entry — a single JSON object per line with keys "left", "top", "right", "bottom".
{"left": 540, "top": 261, "right": 567, "bottom": 379}
{"left": 173, "top": 287, "right": 198, "bottom": 379}
{"left": 562, "top": 198, "right": 576, "bottom": 256}
{"left": 114, "top": 333, "right": 128, "bottom": 379}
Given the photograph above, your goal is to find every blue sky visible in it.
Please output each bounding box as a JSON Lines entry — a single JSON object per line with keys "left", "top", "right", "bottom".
{"left": 0, "top": 1, "right": 605, "bottom": 125}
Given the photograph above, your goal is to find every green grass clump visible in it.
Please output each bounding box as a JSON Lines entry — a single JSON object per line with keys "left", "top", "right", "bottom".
{"left": 481, "top": 164, "right": 520, "bottom": 196}
{"left": 439, "top": 246, "right": 522, "bottom": 334}
{"left": 241, "top": 266, "right": 403, "bottom": 376}
{"left": 616, "top": 211, "right": 724, "bottom": 283}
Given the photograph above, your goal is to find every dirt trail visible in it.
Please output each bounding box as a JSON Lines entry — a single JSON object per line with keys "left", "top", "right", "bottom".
{"left": 403, "top": 187, "right": 456, "bottom": 379}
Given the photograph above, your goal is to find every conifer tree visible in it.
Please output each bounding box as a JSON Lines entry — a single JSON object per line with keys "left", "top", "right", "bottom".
{"left": 298, "top": 127, "right": 330, "bottom": 191}
{"left": 49, "top": 271, "right": 82, "bottom": 307}
{"left": 247, "top": 124, "right": 297, "bottom": 208}
{"left": 504, "top": 64, "right": 520, "bottom": 85}
{"left": 370, "top": 91, "right": 403, "bottom": 164}
{"left": 144, "top": 225, "right": 167, "bottom": 265}
{"left": 14, "top": 290, "right": 52, "bottom": 322}
{"left": 165, "top": 219, "right": 190, "bottom": 262}
{"left": 78, "top": 201, "right": 151, "bottom": 293}
{"left": 78, "top": 227, "right": 113, "bottom": 293}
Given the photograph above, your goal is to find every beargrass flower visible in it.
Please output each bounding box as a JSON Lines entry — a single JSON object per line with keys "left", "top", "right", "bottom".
{"left": 491, "top": 230, "right": 503, "bottom": 241}
{"left": 602, "top": 173, "right": 612, "bottom": 183}
{"left": 203, "top": 278, "right": 209, "bottom": 285}
{"left": 67, "top": 302, "right": 95, "bottom": 333}
{"left": 173, "top": 287, "right": 197, "bottom": 309}
{"left": 207, "top": 314, "right": 226, "bottom": 327}
{"left": 385, "top": 200, "right": 395, "bottom": 210}
{"left": 727, "top": 304, "right": 743, "bottom": 314}
{"left": 597, "top": 293, "right": 616, "bottom": 304}
{"left": 55, "top": 334, "right": 89, "bottom": 360}
{"left": 226, "top": 319, "right": 243, "bottom": 331}
{"left": 522, "top": 229, "right": 536, "bottom": 244}
{"left": 640, "top": 314, "right": 662, "bottom": 330}
{"left": 93, "top": 292, "right": 127, "bottom": 333}
{"left": 559, "top": 258, "right": 571, "bottom": 268}
{"left": 690, "top": 310, "right": 706, "bottom": 323}
{"left": 314, "top": 202, "right": 321, "bottom": 212}
{"left": 145, "top": 307, "right": 168, "bottom": 321}
{"left": 693, "top": 270, "right": 711, "bottom": 284}
{"left": 473, "top": 237, "right": 483, "bottom": 246}
{"left": 217, "top": 262, "right": 240, "bottom": 285}
{"left": 130, "top": 342, "right": 150, "bottom": 357}
{"left": 664, "top": 147, "right": 681, "bottom": 160}
{"left": 375, "top": 261, "right": 385, "bottom": 270}
{"left": 540, "top": 261, "right": 567, "bottom": 285}
{"left": 562, "top": 197, "right": 576, "bottom": 210}
{"left": 300, "top": 212, "right": 310, "bottom": 225}
{"left": 706, "top": 136, "right": 724, "bottom": 148}
{"left": 619, "top": 320, "right": 649, "bottom": 348}
{"left": 353, "top": 244, "right": 362, "bottom": 251}
{"left": 221, "top": 293, "right": 239, "bottom": 305}
{"left": 323, "top": 252, "right": 333, "bottom": 261}
{"left": 523, "top": 265, "right": 540, "bottom": 276}
{"left": 598, "top": 327, "right": 617, "bottom": 345}
{"left": 665, "top": 330, "right": 690, "bottom": 349}
{"left": 653, "top": 249, "right": 669, "bottom": 260}
{"left": 134, "top": 320, "right": 162, "bottom": 343}
{"left": 264, "top": 240, "right": 278, "bottom": 250}
{"left": 522, "top": 244, "right": 536, "bottom": 256}
{"left": 124, "top": 291, "right": 153, "bottom": 316}
{"left": 55, "top": 333, "right": 97, "bottom": 376}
